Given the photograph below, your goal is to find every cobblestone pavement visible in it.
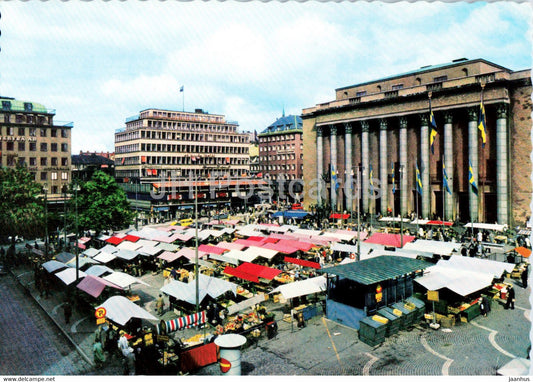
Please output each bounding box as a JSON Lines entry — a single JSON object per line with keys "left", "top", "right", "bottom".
{"left": 5, "top": 256, "right": 532, "bottom": 376}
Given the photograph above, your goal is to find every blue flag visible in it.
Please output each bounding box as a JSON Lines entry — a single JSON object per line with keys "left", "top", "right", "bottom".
{"left": 369, "top": 164, "right": 374, "bottom": 194}
{"left": 443, "top": 163, "right": 451, "bottom": 195}
{"left": 391, "top": 163, "right": 396, "bottom": 194}
{"left": 180, "top": 85, "right": 184, "bottom": 92}
{"left": 478, "top": 99, "right": 487, "bottom": 148}
{"left": 469, "top": 161, "right": 478, "bottom": 195}
{"left": 331, "top": 164, "right": 339, "bottom": 191}
{"left": 415, "top": 163, "right": 423, "bottom": 195}
{"left": 429, "top": 98, "right": 438, "bottom": 155}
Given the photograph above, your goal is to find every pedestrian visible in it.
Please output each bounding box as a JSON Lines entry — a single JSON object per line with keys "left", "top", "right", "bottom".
{"left": 156, "top": 294, "right": 165, "bottom": 316}
{"left": 522, "top": 264, "right": 529, "bottom": 288}
{"left": 479, "top": 297, "right": 488, "bottom": 317}
{"left": 123, "top": 347, "right": 136, "bottom": 375}
{"left": 93, "top": 338, "right": 106, "bottom": 369}
{"left": 63, "top": 301, "right": 72, "bottom": 325}
{"left": 505, "top": 285, "right": 515, "bottom": 310}
{"left": 118, "top": 331, "right": 130, "bottom": 357}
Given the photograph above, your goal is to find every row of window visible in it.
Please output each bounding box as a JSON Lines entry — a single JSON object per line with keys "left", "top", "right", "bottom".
{"left": 260, "top": 153, "right": 302, "bottom": 161}
{"left": 141, "top": 110, "right": 225, "bottom": 124}
{"left": 0, "top": 113, "right": 53, "bottom": 126}
{"left": 260, "top": 143, "right": 303, "bottom": 152}
{"left": 260, "top": 164, "right": 303, "bottom": 171}
{"left": 350, "top": 74, "right": 454, "bottom": 97}
{"left": 116, "top": 168, "right": 245, "bottom": 180}
{"left": 258, "top": 133, "right": 300, "bottom": 143}
{"left": 2, "top": 156, "right": 69, "bottom": 167}
{"left": 116, "top": 129, "right": 248, "bottom": 144}
{"left": 144, "top": 119, "right": 237, "bottom": 133}
{"left": 119, "top": 156, "right": 250, "bottom": 166}
{"left": 1, "top": 126, "right": 68, "bottom": 137}
{"left": 1, "top": 141, "right": 68, "bottom": 152}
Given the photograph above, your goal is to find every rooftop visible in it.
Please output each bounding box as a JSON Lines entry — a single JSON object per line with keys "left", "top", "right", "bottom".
{"left": 260, "top": 114, "right": 303, "bottom": 135}
{"left": 0, "top": 96, "right": 53, "bottom": 114}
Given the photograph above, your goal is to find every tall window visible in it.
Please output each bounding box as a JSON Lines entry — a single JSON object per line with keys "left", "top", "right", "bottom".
{"left": 40, "top": 128, "right": 47, "bottom": 137}
{"left": 6, "top": 142, "right": 14, "bottom": 151}
{"left": 40, "top": 143, "right": 47, "bottom": 152}
{"left": 40, "top": 157, "right": 47, "bottom": 166}
{"left": 18, "top": 142, "right": 25, "bottom": 151}
{"left": 29, "top": 142, "right": 37, "bottom": 151}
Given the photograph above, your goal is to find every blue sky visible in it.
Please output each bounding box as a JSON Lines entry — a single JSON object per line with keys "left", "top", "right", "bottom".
{"left": 0, "top": 1, "right": 531, "bottom": 153}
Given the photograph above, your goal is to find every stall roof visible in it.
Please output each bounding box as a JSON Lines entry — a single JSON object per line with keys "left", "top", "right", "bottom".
{"left": 114, "top": 249, "right": 141, "bottom": 261}
{"left": 236, "top": 262, "right": 282, "bottom": 281}
{"left": 464, "top": 222, "right": 508, "bottom": 232}
{"left": 379, "top": 217, "right": 411, "bottom": 223}
{"left": 515, "top": 247, "right": 531, "bottom": 258}
{"left": 106, "top": 236, "right": 125, "bottom": 245}
{"left": 284, "top": 256, "right": 321, "bottom": 269}
{"left": 135, "top": 239, "right": 158, "bottom": 248}
{"left": 116, "top": 241, "right": 142, "bottom": 251}
{"left": 322, "top": 230, "right": 367, "bottom": 242}
{"left": 155, "top": 242, "right": 179, "bottom": 252}
{"left": 76, "top": 275, "right": 122, "bottom": 298}
{"left": 153, "top": 233, "right": 177, "bottom": 243}
{"left": 123, "top": 234, "right": 140, "bottom": 242}
{"left": 272, "top": 210, "right": 309, "bottom": 219}
{"left": 93, "top": 251, "right": 117, "bottom": 264}
{"left": 292, "top": 228, "right": 323, "bottom": 237}
{"left": 66, "top": 255, "right": 98, "bottom": 268}
{"left": 56, "top": 252, "right": 75, "bottom": 263}
{"left": 138, "top": 245, "right": 163, "bottom": 257}
{"left": 103, "top": 272, "right": 149, "bottom": 288}
{"left": 271, "top": 275, "right": 327, "bottom": 299}
{"left": 160, "top": 274, "right": 237, "bottom": 305}
{"left": 403, "top": 240, "right": 461, "bottom": 256}
{"left": 414, "top": 264, "right": 494, "bottom": 297}
{"left": 198, "top": 244, "right": 227, "bottom": 255}
{"left": 208, "top": 253, "right": 239, "bottom": 266}
{"left": 42, "top": 260, "right": 68, "bottom": 273}
{"left": 216, "top": 241, "right": 246, "bottom": 251}
{"left": 100, "top": 244, "right": 119, "bottom": 254}
{"left": 85, "top": 264, "right": 114, "bottom": 277}
{"left": 364, "top": 232, "right": 416, "bottom": 248}
{"left": 261, "top": 242, "right": 299, "bottom": 255}
{"left": 55, "top": 268, "right": 86, "bottom": 285}
{"left": 331, "top": 242, "right": 375, "bottom": 258}
{"left": 157, "top": 250, "right": 184, "bottom": 263}
{"left": 223, "top": 249, "right": 257, "bottom": 263}
{"left": 317, "top": 255, "right": 430, "bottom": 285}
{"left": 277, "top": 239, "right": 315, "bottom": 252}
{"left": 242, "top": 246, "right": 279, "bottom": 260}
{"left": 442, "top": 255, "right": 515, "bottom": 278}
{"left": 82, "top": 248, "right": 101, "bottom": 258}
{"left": 223, "top": 266, "right": 259, "bottom": 283}
{"left": 98, "top": 295, "right": 158, "bottom": 326}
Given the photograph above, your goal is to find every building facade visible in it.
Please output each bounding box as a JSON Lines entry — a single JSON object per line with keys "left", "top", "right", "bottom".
{"left": 72, "top": 153, "right": 115, "bottom": 181}
{"left": 302, "top": 58, "right": 532, "bottom": 226}
{"left": 258, "top": 114, "right": 304, "bottom": 202}
{"left": 114, "top": 108, "right": 260, "bottom": 220}
{"left": 0, "top": 96, "right": 72, "bottom": 203}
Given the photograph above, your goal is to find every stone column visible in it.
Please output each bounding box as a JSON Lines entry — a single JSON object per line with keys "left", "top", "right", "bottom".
{"left": 361, "top": 121, "right": 370, "bottom": 214}
{"left": 496, "top": 104, "right": 509, "bottom": 225}
{"left": 316, "top": 125, "right": 324, "bottom": 206}
{"left": 344, "top": 123, "right": 353, "bottom": 212}
{"left": 420, "top": 113, "right": 430, "bottom": 219}
{"left": 330, "top": 124, "right": 338, "bottom": 211}
{"left": 379, "top": 119, "right": 388, "bottom": 216}
{"left": 399, "top": 117, "right": 408, "bottom": 217}
{"left": 467, "top": 107, "right": 479, "bottom": 223}
{"left": 443, "top": 112, "right": 454, "bottom": 221}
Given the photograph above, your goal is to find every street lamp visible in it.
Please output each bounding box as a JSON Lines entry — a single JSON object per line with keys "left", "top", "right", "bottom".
{"left": 73, "top": 184, "right": 81, "bottom": 281}
{"left": 42, "top": 185, "right": 49, "bottom": 258}
{"left": 399, "top": 164, "right": 405, "bottom": 248}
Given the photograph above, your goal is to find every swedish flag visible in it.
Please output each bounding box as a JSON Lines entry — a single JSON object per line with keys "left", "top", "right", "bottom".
{"left": 331, "top": 164, "right": 339, "bottom": 191}
{"left": 415, "top": 163, "right": 423, "bottom": 195}
{"left": 429, "top": 98, "right": 438, "bottom": 154}
{"left": 369, "top": 164, "right": 374, "bottom": 194}
{"left": 478, "top": 99, "right": 487, "bottom": 148}
{"left": 391, "top": 163, "right": 396, "bottom": 194}
{"left": 469, "top": 161, "right": 478, "bottom": 195}
{"left": 442, "top": 163, "right": 452, "bottom": 195}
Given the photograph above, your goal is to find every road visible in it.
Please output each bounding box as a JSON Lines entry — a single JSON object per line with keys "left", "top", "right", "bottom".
{"left": 0, "top": 272, "right": 92, "bottom": 375}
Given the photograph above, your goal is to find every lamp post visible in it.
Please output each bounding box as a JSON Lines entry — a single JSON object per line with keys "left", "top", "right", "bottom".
{"left": 194, "top": 170, "right": 199, "bottom": 313}
{"left": 399, "top": 164, "right": 404, "bottom": 248}
{"left": 73, "top": 184, "right": 80, "bottom": 281}
{"left": 43, "top": 185, "right": 49, "bottom": 258}
{"left": 62, "top": 185, "right": 68, "bottom": 250}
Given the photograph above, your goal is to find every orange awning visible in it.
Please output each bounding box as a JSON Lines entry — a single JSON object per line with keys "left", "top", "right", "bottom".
{"left": 515, "top": 246, "right": 531, "bottom": 258}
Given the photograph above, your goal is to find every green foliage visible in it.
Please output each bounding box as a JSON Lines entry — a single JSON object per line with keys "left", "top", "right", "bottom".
{"left": 74, "top": 171, "right": 134, "bottom": 235}
{"left": 0, "top": 166, "right": 45, "bottom": 240}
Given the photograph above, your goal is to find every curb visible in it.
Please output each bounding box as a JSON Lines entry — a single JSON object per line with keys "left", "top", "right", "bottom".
{"left": 9, "top": 268, "right": 95, "bottom": 368}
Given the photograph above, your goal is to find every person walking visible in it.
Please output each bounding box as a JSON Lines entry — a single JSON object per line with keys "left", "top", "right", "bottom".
{"left": 93, "top": 338, "right": 106, "bottom": 369}
{"left": 63, "top": 301, "right": 72, "bottom": 325}
{"left": 156, "top": 294, "right": 165, "bottom": 316}
{"left": 522, "top": 264, "right": 529, "bottom": 288}
{"left": 505, "top": 285, "right": 516, "bottom": 310}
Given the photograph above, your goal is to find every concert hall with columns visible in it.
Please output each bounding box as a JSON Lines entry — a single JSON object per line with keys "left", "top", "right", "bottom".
{"left": 302, "top": 58, "right": 531, "bottom": 227}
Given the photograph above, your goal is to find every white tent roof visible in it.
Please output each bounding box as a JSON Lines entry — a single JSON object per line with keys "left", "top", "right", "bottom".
{"left": 209, "top": 254, "right": 239, "bottom": 266}
{"left": 227, "top": 293, "right": 267, "bottom": 315}
{"left": 403, "top": 240, "right": 461, "bottom": 256}
{"left": 415, "top": 265, "right": 495, "bottom": 297}
{"left": 464, "top": 222, "right": 508, "bottom": 232}
{"left": 42, "top": 260, "right": 68, "bottom": 273}
{"left": 271, "top": 276, "right": 327, "bottom": 300}
{"left": 138, "top": 245, "right": 163, "bottom": 256}
{"left": 85, "top": 264, "right": 114, "bottom": 277}
{"left": 379, "top": 217, "right": 411, "bottom": 223}
{"left": 497, "top": 358, "right": 530, "bottom": 376}
{"left": 216, "top": 241, "right": 246, "bottom": 251}
{"left": 292, "top": 228, "right": 323, "bottom": 237}
{"left": 82, "top": 248, "right": 101, "bottom": 258}
{"left": 331, "top": 242, "right": 375, "bottom": 258}
{"left": 322, "top": 230, "right": 364, "bottom": 242}
{"left": 160, "top": 274, "right": 237, "bottom": 305}
{"left": 55, "top": 268, "right": 86, "bottom": 285}
{"left": 98, "top": 295, "right": 158, "bottom": 326}
{"left": 100, "top": 244, "right": 119, "bottom": 254}
{"left": 136, "top": 238, "right": 158, "bottom": 247}
{"left": 443, "top": 255, "right": 515, "bottom": 278}
{"left": 103, "top": 272, "right": 149, "bottom": 288}
{"left": 223, "top": 249, "right": 257, "bottom": 263}
{"left": 114, "top": 249, "right": 140, "bottom": 261}
{"left": 116, "top": 241, "right": 142, "bottom": 251}
{"left": 66, "top": 256, "right": 98, "bottom": 268}
{"left": 93, "top": 251, "right": 117, "bottom": 264}
{"left": 242, "top": 246, "right": 278, "bottom": 260}
{"left": 235, "top": 229, "right": 264, "bottom": 238}
{"left": 156, "top": 243, "right": 179, "bottom": 252}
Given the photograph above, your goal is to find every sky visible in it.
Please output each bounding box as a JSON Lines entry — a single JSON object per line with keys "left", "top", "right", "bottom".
{"left": 0, "top": 0, "right": 531, "bottom": 154}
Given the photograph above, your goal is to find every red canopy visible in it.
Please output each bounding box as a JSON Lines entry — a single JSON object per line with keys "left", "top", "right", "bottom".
{"left": 105, "top": 236, "right": 124, "bottom": 245}
{"left": 223, "top": 266, "right": 259, "bottom": 283}
{"left": 76, "top": 275, "right": 122, "bottom": 298}
{"left": 330, "top": 213, "right": 350, "bottom": 219}
{"left": 233, "top": 239, "right": 264, "bottom": 248}
{"left": 237, "top": 262, "right": 282, "bottom": 280}
{"left": 364, "top": 232, "right": 416, "bottom": 248}
{"left": 284, "top": 257, "right": 321, "bottom": 269}
{"left": 277, "top": 239, "right": 315, "bottom": 252}
{"left": 198, "top": 244, "right": 227, "bottom": 255}
{"left": 260, "top": 237, "right": 279, "bottom": 244}
{"left": 426, "top": 220, "right": 453, "bottom": 226}
{"left": 123, "top": 234, "right": 141, "bottom": 242}
{"left": 261, "top": 242, "right": 299, "bottom": 255}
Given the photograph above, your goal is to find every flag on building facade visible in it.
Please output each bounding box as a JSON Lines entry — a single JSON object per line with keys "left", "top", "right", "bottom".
{"left": 442, "top": 163, "right": 451, "bottom": 195}
{"left": 369, "top": 164, "right": 374, "bottom": 194}
{"left": 429, "top": 97, "right": 438, "bottom": 154}
{"left": 478, "top": 94, "right": 487, "bottom": 148}
{"left": 331, "top": 164, "right": 339, "bottom": 191}
{"left": 180, "top": 86, "right": 184, "bottom": 92}
{"left": 415, "top": 163, "right": 423, "bottom": 195}
{"left": 391, "top": 163, "right": 395, "bottom": 194}
{"left": 469, "top": 160, "right": 478, "bottom": 195}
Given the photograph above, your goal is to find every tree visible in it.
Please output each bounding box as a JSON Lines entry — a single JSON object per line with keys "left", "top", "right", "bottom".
{"left": 0, "top": 166, "right": 45, "bottom": 242}
{"left": 74, "top": 171, "right": 135, "bottom": 235}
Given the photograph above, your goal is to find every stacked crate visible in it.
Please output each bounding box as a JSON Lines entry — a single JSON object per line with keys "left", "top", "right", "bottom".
{"left": 358, "top": 316, "right": 388, "bottom": 346}
{"left": 377, "top": 307, "right": 401, "bottom": 336}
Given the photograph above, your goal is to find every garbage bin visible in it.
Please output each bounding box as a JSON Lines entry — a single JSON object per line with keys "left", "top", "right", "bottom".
{"left": 266, "top": 321, "right": 278, "bottom": 339}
